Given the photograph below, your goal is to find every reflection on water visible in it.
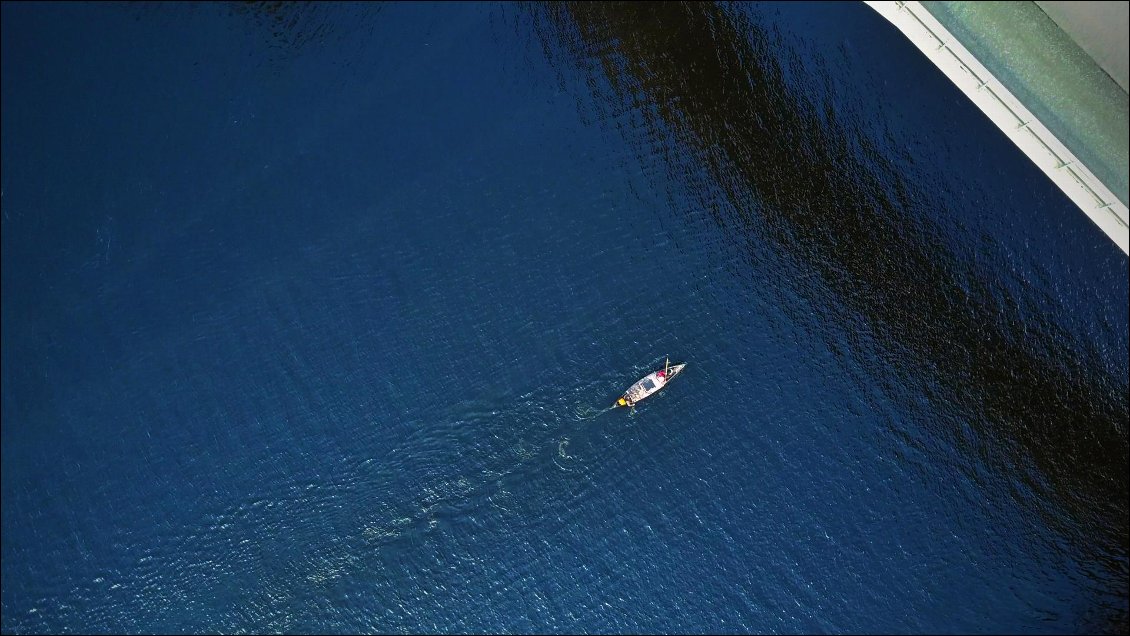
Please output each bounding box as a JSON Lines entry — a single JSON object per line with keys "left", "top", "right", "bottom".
{"left": 530, "top": 1, "right": 1127, "bottom": 630}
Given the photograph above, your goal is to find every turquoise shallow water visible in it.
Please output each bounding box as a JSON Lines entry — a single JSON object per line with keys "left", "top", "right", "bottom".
{"left": 2, "top": 2, "right": 1126, "bottom": 633}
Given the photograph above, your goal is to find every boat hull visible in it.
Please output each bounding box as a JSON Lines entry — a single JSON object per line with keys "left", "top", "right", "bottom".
{"left": 614, "top": 363, "right": 686, "bottom": 407}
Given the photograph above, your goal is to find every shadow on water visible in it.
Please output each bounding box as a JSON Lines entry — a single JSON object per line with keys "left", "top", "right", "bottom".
{"left": 528, "top": 1, "right": 1127, "bottom": 630}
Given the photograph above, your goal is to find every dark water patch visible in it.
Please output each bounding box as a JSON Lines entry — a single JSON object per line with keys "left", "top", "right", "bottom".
{"left": 530, "top": 1, "right": 1127, "bottom": 631}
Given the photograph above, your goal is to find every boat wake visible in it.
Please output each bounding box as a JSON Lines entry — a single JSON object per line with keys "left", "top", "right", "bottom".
{"left": 553, "top": 437, "right": 577, "bottom": 472}
{"left": 573, "top": 404, "right": 613, "bottom": 420}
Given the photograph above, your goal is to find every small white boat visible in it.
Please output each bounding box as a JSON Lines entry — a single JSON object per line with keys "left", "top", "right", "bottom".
{"left": 614, "top": 359, "right": 686, "bottom": 408}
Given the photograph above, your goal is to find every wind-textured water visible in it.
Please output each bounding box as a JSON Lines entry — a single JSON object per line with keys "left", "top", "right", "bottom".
{"left": 2, "top": 2, "right": 1126, "bottom": 634}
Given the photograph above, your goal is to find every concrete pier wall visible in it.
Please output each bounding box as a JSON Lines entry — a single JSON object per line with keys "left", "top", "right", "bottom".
{"left": 866, "top": 1, "right": 1129, "bottom": 255}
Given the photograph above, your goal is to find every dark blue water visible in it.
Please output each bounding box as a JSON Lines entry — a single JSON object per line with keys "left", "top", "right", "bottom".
{"left": 2, "top": 2, "right": 1126, "bottom": 633}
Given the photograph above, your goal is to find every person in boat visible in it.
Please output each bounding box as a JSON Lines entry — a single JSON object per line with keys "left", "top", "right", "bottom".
{"left": 657, "top": 370, "right": 666, "bottom": 380}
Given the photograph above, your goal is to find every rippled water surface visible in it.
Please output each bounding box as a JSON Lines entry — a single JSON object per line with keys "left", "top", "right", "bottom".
{"left": 2, "top": 2, "right": 1126, "bottom": 633}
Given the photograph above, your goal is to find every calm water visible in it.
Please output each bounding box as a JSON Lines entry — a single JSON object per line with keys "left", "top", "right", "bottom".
{"left": 2, "top": 2, "right": 1126, "bottom": 633}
